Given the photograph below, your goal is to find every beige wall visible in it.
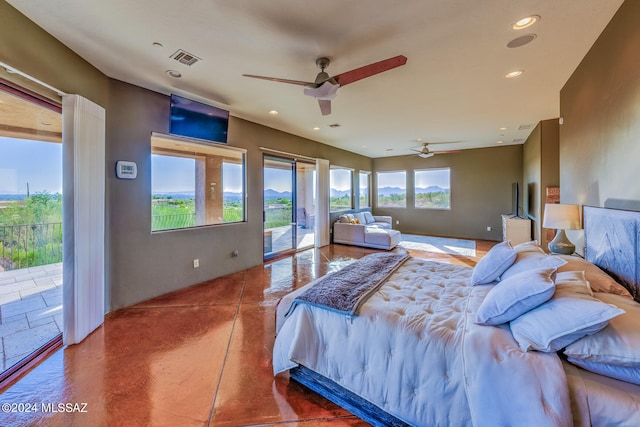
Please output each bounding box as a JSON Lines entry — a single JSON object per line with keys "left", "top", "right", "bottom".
{"left": 523, "top": 119, "right": 559, "bottom": 250}
{"left": 372, "top": 145, "right": 523, "bottom": 241}
{"left": 560, "top": 0, "right": 640, "bottom": 253}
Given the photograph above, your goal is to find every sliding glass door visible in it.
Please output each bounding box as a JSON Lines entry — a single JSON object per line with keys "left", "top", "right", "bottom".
{"left": 0, "top": 83, "right": 63, "bottom": 382}
{"left": 263, "top": 155, "right": 315, "bottom": 259}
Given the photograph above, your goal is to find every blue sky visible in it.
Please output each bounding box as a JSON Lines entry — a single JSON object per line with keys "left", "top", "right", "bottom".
{"left": 151, "top": 154, "right": 244, "bottom": 193}
{"left": 0, "top": 137, "right": 62, "bottom": 194}
{"left": 377, "top": 169, "right": 450, "bottom": 189}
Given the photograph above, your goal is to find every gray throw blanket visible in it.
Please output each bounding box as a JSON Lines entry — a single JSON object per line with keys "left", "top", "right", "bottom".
{"left": 285, "top": 252, "right": 410, "bottom": 318}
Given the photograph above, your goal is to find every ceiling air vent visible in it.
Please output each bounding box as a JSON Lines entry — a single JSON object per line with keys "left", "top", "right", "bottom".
{"left": 170, "top": 49, "right": 201, "bottom": 66}
{"left": 517, "top": 123, "right": 533, "bottom": 131}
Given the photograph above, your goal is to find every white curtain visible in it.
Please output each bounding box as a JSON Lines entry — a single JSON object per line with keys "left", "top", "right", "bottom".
{"left": 62, "top": 95, "right": 106, "bottom": 345}
{"left": 315, "top": 159, "right": 330, "bottom": 247}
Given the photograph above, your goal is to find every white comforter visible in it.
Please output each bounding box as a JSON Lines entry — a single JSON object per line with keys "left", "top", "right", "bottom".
{"left": 273, "top": 258, "right": 572, "bottom": 427}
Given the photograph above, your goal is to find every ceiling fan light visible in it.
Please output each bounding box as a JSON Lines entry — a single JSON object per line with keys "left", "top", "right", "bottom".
{"left": 304, "top": 81, "right": 340, "bottom": 100}
{"left": 419, "top": 152, "right": 434, "bottom": 159}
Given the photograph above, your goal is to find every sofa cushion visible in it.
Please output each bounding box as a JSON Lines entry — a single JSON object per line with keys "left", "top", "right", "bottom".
{"left": 363, "top": 211, "right": 375, "bottom": 224}
{"left": 354, "top": 212, "right": 367, "bottom": 224}
{"left": 364, "top": 228, "right": 401, "bottom": 248}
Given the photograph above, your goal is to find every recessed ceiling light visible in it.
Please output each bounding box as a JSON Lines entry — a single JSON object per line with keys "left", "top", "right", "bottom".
{"left": 312, "top": 127, "right": 320, "bottom": 131}
{"left": 166, "top": 70, "right": 182, "bottom": 78}
{"left": 496, "top": 140, "right": 504, "bottom": 144}
{"left": 505, "top": 70, "right": 524, "bottom": 78}
{"left": 268, "top": 110, "right": 278, "bottom": 115}
{"left": 152, "top": 42, "right": 163, "bottom": 48}
{"left": 329, "top": 123, "right": 341, "bottom": 128}
{"left": 386, "top": 148, "right": 394, "bottom": 152}
{"left": 415, "top": 138, "right": 424, "bottom": 142}
{"left": 499, "top": 127, "right": 507, "bottom": 131}
{"left": 41, "top": 121, "right": 51, "bottom": 126}
{"left": 513, "top": 15, "right": 540, "bottom": 30}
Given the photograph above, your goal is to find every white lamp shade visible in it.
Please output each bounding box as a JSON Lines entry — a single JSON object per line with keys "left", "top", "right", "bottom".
{"left": 543, "top": 203, "right": 581, "bottom": 230}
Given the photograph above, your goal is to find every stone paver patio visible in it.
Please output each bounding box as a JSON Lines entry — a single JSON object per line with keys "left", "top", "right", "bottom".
{"left": 0, "top": 263, "right": 62, "bottom": 372}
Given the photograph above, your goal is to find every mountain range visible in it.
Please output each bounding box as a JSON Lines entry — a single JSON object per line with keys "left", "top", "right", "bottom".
{"left": 150, "top": 186, "right": 448, "bottom": 202}
{"left": 377, "top": 186, "right": 448, "bottom": 196}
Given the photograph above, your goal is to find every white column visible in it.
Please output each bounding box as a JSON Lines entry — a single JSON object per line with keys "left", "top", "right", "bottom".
{"left": 315, "top": 159, "right": 330, "bottom": 247}
{"left": 62, "top": 94, "right": 106, "bottom": 345}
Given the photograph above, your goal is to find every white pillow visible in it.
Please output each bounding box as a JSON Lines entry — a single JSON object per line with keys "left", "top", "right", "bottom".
{"left": 513, "top": 240, "right": 544, "bottom": 253}
{"left": 555, "top": 271, "right": 593, "bottom": 296}
{"left": 509, "top": 275, "right": 625, "bottom": 352}
{"left": 470, "top": 240, "right": 517, "bottom": 285}
{"left": 363, "top": 211, "right": 375, "bottom": 224}
{"left": 354, "top": 212, "right": 366, "bottom": 224}
{"left": 500, "top": 250, "right": 567, "bottom": 281}
{"left": 564, "top": 292, "right": 640, "bottom": 367}
{"left": 476, "top": 267, "right": 556, "bottom": 326}
{"left": 557, "top": 255, "right": 633, "bottom": 299}
{"left": 566, "top": 358, "right": 640, "bottom": 385}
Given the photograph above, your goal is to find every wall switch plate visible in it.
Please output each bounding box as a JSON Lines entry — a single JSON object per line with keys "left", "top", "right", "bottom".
{"left": 193, "top": 259, "right": 199, "bottom": 268}
{"left": 487, "top": 226, "right": 492, "bottom": 231}
{"left": 396, "top": 220, "right": 400, "bottom": 225}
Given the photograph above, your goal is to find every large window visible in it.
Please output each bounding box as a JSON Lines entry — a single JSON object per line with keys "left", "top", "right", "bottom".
{"left": 359, "top": 171, "right": 371, "bottom": 208}
{"left": 377, "top": 171, "right": 406, "bottom": 208}
{"left": 414, "top": 168, "right": 451, "bottom": 209}
{"left": 151, "top": 133, "right": 245, "bottom": 231}
{"left": 329, "top": 167, "right": 352, "bottom": 211}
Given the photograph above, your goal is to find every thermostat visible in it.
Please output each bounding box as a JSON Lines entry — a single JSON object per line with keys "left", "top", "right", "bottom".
{"left": 116, "top": 161, "right": 137, "bottom": 179}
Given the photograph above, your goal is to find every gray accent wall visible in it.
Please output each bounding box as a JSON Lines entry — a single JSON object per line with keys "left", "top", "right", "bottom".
{"left": 372, "top": 145, "right": 523, "bottom": 241}
{"left": 560, "top": 0, "right": 640, "bottom": 252}
{"left": 522, "top": 119, "right": 559, "bottom": 250}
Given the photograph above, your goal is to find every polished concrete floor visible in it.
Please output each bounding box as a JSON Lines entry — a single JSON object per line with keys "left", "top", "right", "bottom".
{"left": 0, "top": 240, "right": 493, "bottom": 426}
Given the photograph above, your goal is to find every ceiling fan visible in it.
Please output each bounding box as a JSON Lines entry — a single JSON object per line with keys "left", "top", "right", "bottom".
{"left": 243, "top": 55, "right": 407, "bottom": 116}
{"left": 410, "top": 142, "right": 462, "bottom": 158}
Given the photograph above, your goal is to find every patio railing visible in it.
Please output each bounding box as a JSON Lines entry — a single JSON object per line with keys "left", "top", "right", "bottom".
{"left": 0, "top": 207, "right": 294, "bottom": 270}
{"left": 0, "top": 222, "right": 63, "bottom": 271}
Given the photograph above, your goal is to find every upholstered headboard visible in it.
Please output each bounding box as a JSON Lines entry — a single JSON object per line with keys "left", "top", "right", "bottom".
{"left": 584, "top": 206, "right": 640, "bottom": 302}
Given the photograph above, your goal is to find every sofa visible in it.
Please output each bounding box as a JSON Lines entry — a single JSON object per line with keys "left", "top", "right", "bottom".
{"left": 333, "top": 212, "right": 401, "bottom": 250}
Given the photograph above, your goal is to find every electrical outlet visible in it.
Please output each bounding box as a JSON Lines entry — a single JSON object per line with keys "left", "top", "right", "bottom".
{"left": 193, "top": 259, "right": 199, "bottom": 268}
{"left": 486, "top": 226, "right": 492, "bottom": 232}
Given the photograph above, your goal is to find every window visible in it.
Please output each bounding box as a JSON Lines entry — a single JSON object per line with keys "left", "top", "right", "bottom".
{"left": 329, "top": 167, "right": 352, "bottom": 211}
{"left": 359, "top": 171, "right": 371, "bottom": 208}
{"left": 377, "top": 171, "right": 406, "bottom": 208}
{"left": 414, "top": 168, "right": 451, "bottom": 209}
{"left": 151, "top": 133, "right": 245, "bottom": 231}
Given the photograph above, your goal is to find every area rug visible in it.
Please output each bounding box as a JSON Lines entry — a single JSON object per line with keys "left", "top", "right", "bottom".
{"left": 398, "top": 234, "right": 476, "bottom": 257}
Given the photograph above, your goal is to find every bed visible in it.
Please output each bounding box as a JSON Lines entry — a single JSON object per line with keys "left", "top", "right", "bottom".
{"left": 273, "top": 206, "right": 640, "bottom": 426}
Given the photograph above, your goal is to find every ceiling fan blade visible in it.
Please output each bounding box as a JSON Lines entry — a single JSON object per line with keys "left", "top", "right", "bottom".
{"left": 242, "top": 74, "right": 312, "bottom": 86}
{"left": 433, "top": 149, "right": 461, "bottom": 154}
{"left": 318, "top": 99, "right": 332, "bottom": 116}
{"left": 334, "top": 55, "right": 407, "bottom": 86}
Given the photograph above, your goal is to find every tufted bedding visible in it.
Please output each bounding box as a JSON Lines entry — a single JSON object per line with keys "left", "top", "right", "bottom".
{"left": 273, "top": 258, "right": 573, "bottom": 426}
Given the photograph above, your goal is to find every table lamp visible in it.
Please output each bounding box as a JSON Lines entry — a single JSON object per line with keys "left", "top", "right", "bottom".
{"left": 543, "top": 203, "right": 581, "bottom": 254}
